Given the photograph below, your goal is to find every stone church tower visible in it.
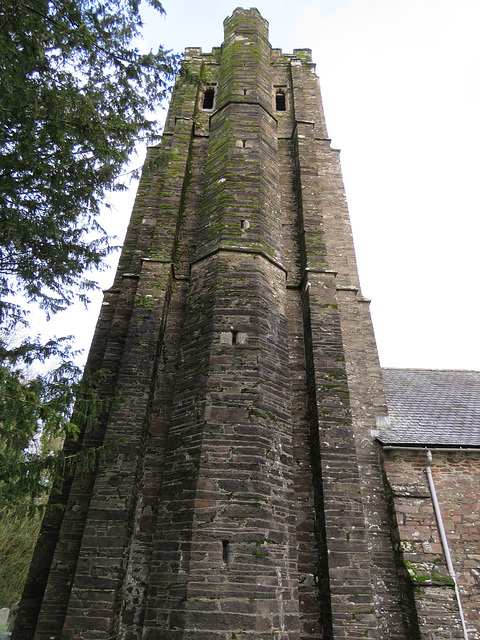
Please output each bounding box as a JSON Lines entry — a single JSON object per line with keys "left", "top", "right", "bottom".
{"left": 14, "top": 8, "right": 421, "bottom": 640}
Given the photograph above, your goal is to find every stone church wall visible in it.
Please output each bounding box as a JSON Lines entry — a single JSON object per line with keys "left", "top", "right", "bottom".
{"left": 384, "top": 449, "right": 480, "bottom": 639}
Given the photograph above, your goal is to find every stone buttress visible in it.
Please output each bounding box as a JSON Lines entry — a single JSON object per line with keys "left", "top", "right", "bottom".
{"left": 13, "top": 9, "right": 420, "bottom": 640}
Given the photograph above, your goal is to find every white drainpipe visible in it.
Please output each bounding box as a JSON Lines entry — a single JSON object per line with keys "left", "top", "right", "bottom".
{"left": 425, "top": 449, "right": 469, "bottom": 640}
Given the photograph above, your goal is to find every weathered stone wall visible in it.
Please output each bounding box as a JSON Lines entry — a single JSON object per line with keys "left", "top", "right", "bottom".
{"left": 14, "top": 8, "right": 420, "bottom": 640}
{"left": 384, "top": 449, "right": 480, "bottom": 639}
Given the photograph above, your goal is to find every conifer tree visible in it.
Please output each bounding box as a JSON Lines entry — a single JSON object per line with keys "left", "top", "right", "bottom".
{"left": 0, "top": 0, "right": 179, "bottom": 510}
{"left": 0, "top": 0, "right": 178, "bottom": 318}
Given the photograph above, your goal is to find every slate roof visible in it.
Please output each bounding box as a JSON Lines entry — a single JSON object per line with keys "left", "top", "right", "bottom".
{"left": 378, "top": 368, "right": 480, "bottom": 447}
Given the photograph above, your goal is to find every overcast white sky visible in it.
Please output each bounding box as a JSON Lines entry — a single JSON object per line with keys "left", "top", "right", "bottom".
{"left": 46, "top": 0, "right": 480, "bottom": 371}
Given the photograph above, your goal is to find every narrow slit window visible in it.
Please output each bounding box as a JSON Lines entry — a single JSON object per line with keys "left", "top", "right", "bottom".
{"left": 231, "top": 330, "right": 238, "bottom": 345}
{"left": 275, "top": 90, "right": 286, "bottom": 111}
{"left": 222, "top": 540, "right": 229, "bottom": 564}
{"left": 202, "top": 87, "right": 215, "bottom": 110}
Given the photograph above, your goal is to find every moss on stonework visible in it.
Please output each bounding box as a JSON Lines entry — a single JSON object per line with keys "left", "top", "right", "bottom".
{"left": 404, "top": 560, "right": 455, "bottom": 587}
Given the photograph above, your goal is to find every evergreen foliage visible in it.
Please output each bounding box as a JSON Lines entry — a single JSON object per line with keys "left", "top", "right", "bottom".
{"left": 0, "top": 0, "right": 179, "bottom": 317}
{"left": 0, "top": 0, "right": 178, "bottom": 489}
{"left": 0, "top": 336, "right": 117, "bottom": 515}
{"left": 0, "top": 0, "right": 179, "bottom": 606}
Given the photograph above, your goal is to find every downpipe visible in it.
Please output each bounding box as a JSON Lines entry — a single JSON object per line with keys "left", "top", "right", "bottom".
{"left": 425, "top": 450, "right": 469, "bottom": 640}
